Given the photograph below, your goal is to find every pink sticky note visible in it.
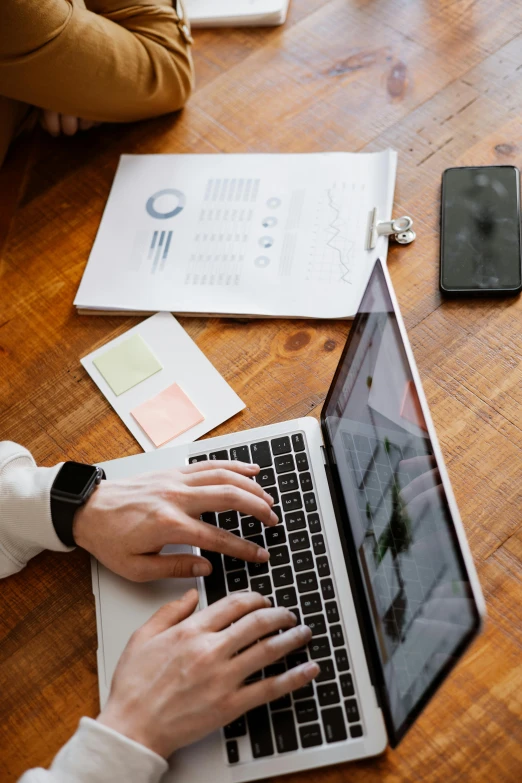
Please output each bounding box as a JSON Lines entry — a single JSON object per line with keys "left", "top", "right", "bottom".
{"left": 131, "top": 383, "right": 204, "bottom": 447}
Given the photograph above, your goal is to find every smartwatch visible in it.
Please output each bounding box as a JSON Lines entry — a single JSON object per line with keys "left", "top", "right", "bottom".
{"left": 50, "top": 461, "right": 106, "bottom": 547}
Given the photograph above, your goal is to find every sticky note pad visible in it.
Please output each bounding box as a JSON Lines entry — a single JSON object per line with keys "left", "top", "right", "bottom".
{"left": 93, "top": 334, "right": 162, "bottom": 396}
{"left": 131, "top": 383, "right": 204, "bottom": 447}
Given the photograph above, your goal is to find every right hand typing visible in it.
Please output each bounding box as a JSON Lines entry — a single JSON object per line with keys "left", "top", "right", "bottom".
{"left": 97, "top": 590, "right": 318, "bottom": 759}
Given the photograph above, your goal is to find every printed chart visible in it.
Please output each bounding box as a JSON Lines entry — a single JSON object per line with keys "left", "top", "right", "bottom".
{"left": 307, "top": 181, "right": 361, "bottom": 284}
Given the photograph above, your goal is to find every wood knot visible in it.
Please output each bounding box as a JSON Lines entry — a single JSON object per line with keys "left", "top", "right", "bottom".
{"left": 327, "top": 50, "right": 379, "bottom": 76}
{"left": 284, "top": 331, "right": 311, "bottom": 352}
{"left": 387, "top": 60, "right": 407, "bottom": 98}
{"left": 324, "top": 339, "right": 336, "bottom": 352}
{"left": 495, "top": 143, "right": 517, "bottom": 156}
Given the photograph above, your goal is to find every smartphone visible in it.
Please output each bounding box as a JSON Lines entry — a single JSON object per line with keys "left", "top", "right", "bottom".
{"left": 440, "top": 165, "right": 522, "bottom": 295}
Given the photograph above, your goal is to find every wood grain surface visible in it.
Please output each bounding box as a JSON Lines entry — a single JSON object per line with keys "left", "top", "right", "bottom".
{"left": 1, "top": 1, "right": 522, "bottom": 780}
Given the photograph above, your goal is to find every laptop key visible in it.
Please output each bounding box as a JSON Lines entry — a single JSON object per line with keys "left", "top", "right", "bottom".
{"left": 308, "top": 513, "right": 321, "bottom": 533}
{"left": 322, "top": 707, "right": 347, "bottom": 743}
{"left": 224, "top": 716, "right": 247, "bottom": 739}
{"left": 250, "top": 575, "right": 272, "bottom": 595}
{"left": 304, "top": 613, "right": 326, "bottom": 636}
{"left": 317, "top": 682, "right": 340, "bottom": 706}
{"left": 272, "top": 505, "right": 282, "bottom": 523}
{"left": 271, "top": 436, "right": 291, "bottom": 456}
{"left": 230, "top": 445, "right": 250, "bottom": 463}
{"left": 270, "top": 545, "right": 290, "bottom": 566}
{"left": 265, "top": 662, "right": 286, "bottom": 678}
{"left": 299, "top": 472, "right": 313, "bottom": 492}
{"left": 340, "top": 673, "right": 354, "bottom": 697}
{"left": 189, "top": 454, "right": 207, "bottom": 463}
{"left": 256, "top": 467, "right": 276, "bottom": 488}
{"left": 250, "top": 441, "right": 272, "bottom": 468}
{"left": 293, "top": 550, "right": 314, "bottom": 572}
{"left": 293, "top": 682, "right": 314, "bottom": 700}
{"left": 289, "top": 531, "right": 310, "bottom": 552}
{"left": 276, "top": 587, "right": 298, "bottom": 608}
{"left": 272, "top": 565, "right": 293, "bottom": 587}
{"left": 300, "top": 592, "right": 322, "bottom": 615}
{"left": 313, "top": 534, "right": 326, "bottom": 555}
{"left": 331, "top": 625, "right": 344, "bottom": 647}
{"left": 299, "top": 724, "right": 322, "bottom": 748}
{"left": 295, "top": 452, "right": 309, "bottom": 471}
{"left": 265, "top": 526, "right": 287, "bottom": 547}
{"left": 245, "top": 533, "right": 264, "bottom": 548}
{"left": 247, "top": 705, "right": 274, "bottom": 758}
{"left": 281, "top": 492, "right": 302, "bottom": 512}
{"left": 316, "top": 556, "right": 330, "bottom": 577}
{"left": 344, "top": 699, "right": 360, "bottom": 723}
{"left": 201, "top": 512, "right": 217, "bottom": 526}
{"left": 275, "top": 454, "right": 295, "bottom": 474}
{"left": 285, "top": 511, "right": 306, "bottom": 531}
{"left": 278, "top": 473, "right": 299, "bottom": 493}
{"left": 241, "top": 516, "right": 262, "bottom": 536}
{"left": 325, "top": 601, "right": 339, "bottom": 623}
{"left": 226, "top": 740, "right": 239, "bottom": 763}
{"left": 350, "top": 724, "right": 364, "bottom": 739}
{"left": 272, "top": 710, "right": 298, "bottom": 753}
{"left": 316, "top": 659, "right": 335, "bottom": 682}
{"left": 304, "top": 492, "right": 317, "bottom": 512}
{"left": 295, "top": 699, "right": 318, "bottom": 724}
{"left": 336, "top": 650, "right": 350, "bottom": 673}
{"left": 224, "top": 555, "right": 245, "bottom": 571}
{"left": 286, "top": 652, "right": 308, "bottom": 669}
{"left": 321, "top": 578, "right": 335, "bottom": 600}
{"left": 292, "top": 433, "right": 305, "bottom": 452}
{"left": 202, "top": 550, "right": 226, "bottom": 605}
{"left": 266, "top": 486, "right": 279, "bottom": 505}
{"left": 296, "top": 572, "right": 318, "bottom": 594}
{"left": 210, "top": 450, "right": 229, "bottom": 461}
{"left": 290, "top": 608, "right": 301, "bottom": 625}
{"left": 227, "top": 570, "right": 248, "bottom": 592}
{"left": 309, "top": 636, "right": 331, "bottom": 660}
{"left": 270, "top": 695, "right": 291, "bottom": 711}
{"left": 248, "top": 561, "right": 269, "bottom": 577}
{"left": 218, "top": 511, "right": 239, "bottom": 530}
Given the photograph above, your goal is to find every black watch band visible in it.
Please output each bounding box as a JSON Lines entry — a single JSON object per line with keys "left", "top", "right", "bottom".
{"left": 50, "top": 462, "right": 106, "bottom": 547}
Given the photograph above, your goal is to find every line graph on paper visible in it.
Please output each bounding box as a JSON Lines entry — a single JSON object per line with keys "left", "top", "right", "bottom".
{"left": 307, "top": 181, "right": 363, "bottom": 284}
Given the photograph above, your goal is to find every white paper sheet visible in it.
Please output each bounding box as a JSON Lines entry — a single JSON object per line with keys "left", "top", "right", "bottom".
{"left": 74, "top": 151, "right": 397, "bottom": 319}
{"left": 185, "top": 0, "right": 290, "bottom": 26}
{"left": 80, "top": 313, "right": 245, "bottom": 451}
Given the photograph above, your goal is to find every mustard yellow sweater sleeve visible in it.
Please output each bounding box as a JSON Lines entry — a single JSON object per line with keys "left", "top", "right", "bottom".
{"left": 0, "top": 0, "right": 194, "bottom": 127}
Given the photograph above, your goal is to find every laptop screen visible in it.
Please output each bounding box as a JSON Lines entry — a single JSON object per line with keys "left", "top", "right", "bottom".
{"left": 322, "top": 260, "right": 481, "bottom": 744}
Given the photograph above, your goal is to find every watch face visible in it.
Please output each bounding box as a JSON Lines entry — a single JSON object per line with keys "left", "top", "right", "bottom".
{"left": 55, "top": 462, "right": 98, "bottom": 495}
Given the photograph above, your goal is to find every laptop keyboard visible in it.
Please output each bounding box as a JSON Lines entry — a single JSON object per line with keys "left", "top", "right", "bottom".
{"left": 188, "top": 431, "right": 364, "bottom": 765}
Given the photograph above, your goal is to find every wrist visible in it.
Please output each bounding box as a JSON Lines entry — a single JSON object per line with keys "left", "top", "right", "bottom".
{"left": 72, "top": 481, "right": 103, "bottom": 549}
{"left": 97, "top": 706, "right": 166, "bottom": 759}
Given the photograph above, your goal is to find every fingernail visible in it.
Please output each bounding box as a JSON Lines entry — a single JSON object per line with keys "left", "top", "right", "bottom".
{"left": 248, "top": 464, "right": 259, "bottom": 471}
{"left": 270, "top": 511, "right": 279, "bottom": 524}
{"left": 297, "top": 624, "right": 312, "bottom": 640}
{"left": 264, "top": 596, "right": 272, "bottom": 607}
{"left": 288, "top": 611, "right": 298, "bottom": 624}
{"left": 301, "top": 662, "right": 320, "bottom": 678}
{"left": 264, "top": 492, "right": 275, "bottom": 506}
{"left": 257, "top": 547, "right": 270, "bottom": 562}
{"left": 192, "top": 562, "right": 211, "bottom": 577}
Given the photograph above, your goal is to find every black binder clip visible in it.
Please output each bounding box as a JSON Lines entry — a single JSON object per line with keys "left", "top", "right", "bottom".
{"left": 366, "top": 208, "right": 416, "bottom": 250}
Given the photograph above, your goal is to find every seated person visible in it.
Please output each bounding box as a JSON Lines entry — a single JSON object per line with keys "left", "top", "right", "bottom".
{"left": 1, "top": 440, "right": 318, "bottom": 782}
{"left": 0, "top": 0, "right": 194, "bottom": 167}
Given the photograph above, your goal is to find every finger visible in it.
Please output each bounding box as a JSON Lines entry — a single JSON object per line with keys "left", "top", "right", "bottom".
{"left": 399, "top": 455, "right": 436, "bottom": 474}
{"left": 400, "top": 468, "right": 440, "bottom": 505}
{"left": 180, "top": 460, "right": 260, "bottom": 477}
{"left": 78, "top": 118, "right": 96, "bottom": 131}
{"left": 133, "top": 589, "right": 199, "bottom": 641}
{"left": 233, "top": 660, "right": 319, "bottom": 716}
{"left": 180, "top": 517, "right": 270, "bottom": 562}
{"left": 193, "top": 591, "right": 271, "bottom": 632}
{"left": 184, "top": 468, "right": 273, "bottom": 508}
{"left": 221, "top": 607, "right": 297, "bottom": 655}
{"left": 405, "top": 483, "right": 445, "bottom": 525}
{"left": 131, "top": 553, "right": 213, "bottom": 581}
{"left": 60, "top": 114, "right": 79, "bottom": 136}
{"left": 233, "top": 624, "right": 313, "bottom": 679}
{"left": 41, "top": 110, "right": 60, "bottom": 137}
{"left": 185, "top": 485, "right": 278, "bottom": 527}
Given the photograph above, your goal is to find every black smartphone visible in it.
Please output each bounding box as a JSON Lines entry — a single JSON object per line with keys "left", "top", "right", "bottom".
{"left": 440, "top": 165, "right": 522, "bottom": 296}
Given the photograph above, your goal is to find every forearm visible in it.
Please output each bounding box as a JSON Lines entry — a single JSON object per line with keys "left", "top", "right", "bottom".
{"left": 0, "top": 442, "right": 68, "bottom": 578}
{"left": 17, "top": 717, "right": 168, "bottom": 783}
{"left": 0, "top": 0, "right": 194, "bottom": 123}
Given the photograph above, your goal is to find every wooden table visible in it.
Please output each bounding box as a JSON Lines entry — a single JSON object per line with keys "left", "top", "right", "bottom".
{"left": 1, "top": 1, "right": 522, "bottom": 780}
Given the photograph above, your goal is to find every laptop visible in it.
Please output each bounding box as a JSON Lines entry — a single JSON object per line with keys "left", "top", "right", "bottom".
{"left": 92, "top": 259, "right": 485, "bottom": 782}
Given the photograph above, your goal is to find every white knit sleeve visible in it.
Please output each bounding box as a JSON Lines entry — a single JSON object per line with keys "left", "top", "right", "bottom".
{"left": 17, "top": 717, "right": 169, "bottom": 783}
{"left": 0, "top": 441, "right": 72, "bottom": 578}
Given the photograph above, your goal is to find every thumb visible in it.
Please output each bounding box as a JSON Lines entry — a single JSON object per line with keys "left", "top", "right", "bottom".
{"left": 136, "top": 552, "right": 213, "bottom": 581}
{"left": 135, "top": 588, "right": 200, "bottom": 641}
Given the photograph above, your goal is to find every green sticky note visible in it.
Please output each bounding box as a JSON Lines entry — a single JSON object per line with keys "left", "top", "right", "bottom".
{"left": 93, "top": 333, "right": 162, "bottom": 396}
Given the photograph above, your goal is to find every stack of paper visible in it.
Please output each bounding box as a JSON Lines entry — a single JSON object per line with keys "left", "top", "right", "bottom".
{"left": 74, "top": 150, "right": 397, "bottom": 320}
{"left": 185, "top": 0, "right": 290, "bottom": 27}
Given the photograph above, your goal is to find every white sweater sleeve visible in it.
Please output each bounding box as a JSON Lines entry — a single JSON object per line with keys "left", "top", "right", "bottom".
{"left": 0, "top": 441, "right": 71, "bottom": 577}
{"left": 18, "top": 717, "right": 169, "bottom": 783}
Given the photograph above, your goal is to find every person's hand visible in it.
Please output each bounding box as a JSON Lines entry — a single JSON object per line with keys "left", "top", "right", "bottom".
{"left": 97, "top": 590, "right": 318, "bottom": 758}
{"left": 73, "top": 460, "right": 278, "bottom": 581}
{"left": 40, "top": 109, "right": 101, "bottom": 137}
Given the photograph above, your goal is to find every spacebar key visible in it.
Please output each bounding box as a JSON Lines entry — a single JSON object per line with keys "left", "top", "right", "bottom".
{"left": 247, "top": 705, "right": 275, "bottom": 758}
{"left": 201, "top": 550, "right": 226, "bottom": 605}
